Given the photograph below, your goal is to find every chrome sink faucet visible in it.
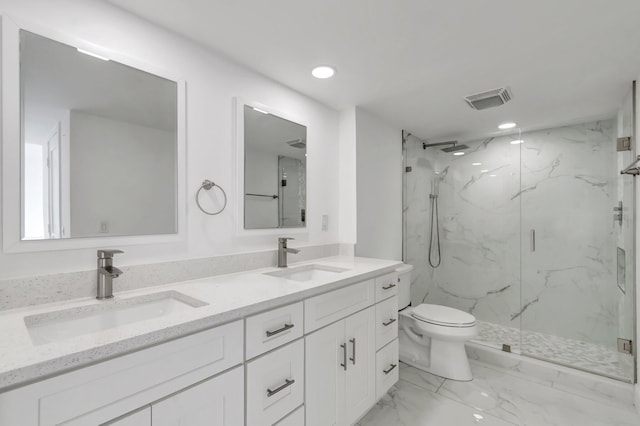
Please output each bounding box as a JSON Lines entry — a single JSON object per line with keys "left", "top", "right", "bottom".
{"left": 278, "top": 237, "right": 300, "bottom": 268}
{"left": 97, "top": 249, "right": 124, "bottom": 300}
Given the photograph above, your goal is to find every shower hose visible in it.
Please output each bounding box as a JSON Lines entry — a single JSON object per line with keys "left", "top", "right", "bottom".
{"left": 428, "top": 194, "right": 441, "bottom": 268}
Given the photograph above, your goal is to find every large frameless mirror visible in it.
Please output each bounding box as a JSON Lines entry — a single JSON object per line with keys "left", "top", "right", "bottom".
{"left": 19, "top": 29, "right": 179, "bottom": 240}
{"left": 242, "top": 103, "right": 307, "bottom": 229}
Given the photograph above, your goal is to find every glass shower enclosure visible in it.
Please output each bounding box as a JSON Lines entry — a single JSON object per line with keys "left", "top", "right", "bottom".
{"left": 402, "top": 87, "right": 636, "bottom": 382}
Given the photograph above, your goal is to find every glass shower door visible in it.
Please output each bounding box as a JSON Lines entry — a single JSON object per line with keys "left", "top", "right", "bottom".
{"left": 519, "top": 103, "right": 634, "bottom": 381}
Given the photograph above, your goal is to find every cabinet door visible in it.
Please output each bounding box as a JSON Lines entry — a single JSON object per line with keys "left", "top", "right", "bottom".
{"left": 305, "top": 320, "right": 346, "bottom": 426}
{"left": 152, "top": 366, "right": 244, "bottom": 426}
{"left": 344, "top": 306, "right": 376, "bottom": 425}
{"left": 102, "top": 407, "right": 151, "bottom": 426}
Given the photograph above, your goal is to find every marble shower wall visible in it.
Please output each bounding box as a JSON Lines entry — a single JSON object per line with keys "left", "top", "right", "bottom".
{"left": 404, "top": 119, "right": 621, "bottom": 348}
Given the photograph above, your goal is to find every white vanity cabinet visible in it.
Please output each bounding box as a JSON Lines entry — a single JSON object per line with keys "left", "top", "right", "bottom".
{"left": 0, "top": 320, "right": 244, "bottom": 426}
{"left": 0, "top": 265, "right": 402, "bottom": 426}
{"left": 305, "top": 280, "right": 376, "bottom": 426}
{"left": 104, "top": 407, "right": 151, "bottom": 426}
{"left": 246, "top": 339, "right": 304, "bottom": 425}
{"left": 245, "top": 302, "right": 305, "bottom": 425}
{"left": 152, "top": 366, "right": 244, "bottom": 426}
{"left": 305, "top": 275, "right": 400, "bottom": 426}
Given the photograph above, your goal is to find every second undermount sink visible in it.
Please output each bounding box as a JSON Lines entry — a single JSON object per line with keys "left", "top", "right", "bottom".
{"left": 264, "top": 264, "right": 350, "bottom": 282}
{"left": 24, "top": 291, "right": 207, "bottom": 345}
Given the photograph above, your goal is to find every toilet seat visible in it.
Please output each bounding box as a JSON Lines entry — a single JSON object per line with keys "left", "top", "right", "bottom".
{"left": 411, "top": 304, "right": 476, "bottom": 328}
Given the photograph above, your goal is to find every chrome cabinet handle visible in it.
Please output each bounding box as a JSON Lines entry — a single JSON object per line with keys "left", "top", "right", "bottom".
{"left": 382, "top": 318, "right": 397, "bottom": 327}
{"left": 266, "top": 323, "right": 294, "bottom": 337}
{"left": 267, "top": 378, "right": 295, "bottom": 397}
{"left": 381, "top": 283, "right": 396, "bottom": 290}
{"left": 340, "top": 343, "right": 347, "bottom": 371}
{"left": 383, "top": 363, "right": 397, "bottom": 375}
{"left": 349, "top": 338, "right": 356, "bottom": 365}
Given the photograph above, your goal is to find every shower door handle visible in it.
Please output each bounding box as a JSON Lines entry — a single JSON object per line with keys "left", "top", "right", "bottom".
{"left": 530, "top": 229, "right": 536, "bottom": 252}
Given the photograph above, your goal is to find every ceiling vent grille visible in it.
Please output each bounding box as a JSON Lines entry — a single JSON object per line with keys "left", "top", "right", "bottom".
{"left": 464, "top": 87, "right": 513, "bottom": 110}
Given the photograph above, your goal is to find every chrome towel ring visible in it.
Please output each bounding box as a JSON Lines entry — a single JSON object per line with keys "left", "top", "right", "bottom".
{"left": 196, "top": 180, "right": 227, "bottom": 215}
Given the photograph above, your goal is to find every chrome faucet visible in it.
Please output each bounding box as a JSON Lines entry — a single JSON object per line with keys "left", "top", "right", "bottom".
{"left": 277, "top": 237, "right": 300, "bottom": 268}
{"left": 97, "top": 249, "right": 124, "bottom": 300}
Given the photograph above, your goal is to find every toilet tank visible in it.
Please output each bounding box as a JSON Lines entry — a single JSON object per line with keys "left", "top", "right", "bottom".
{"left": 396, "top": 264, "right": 413, "bottom": 310}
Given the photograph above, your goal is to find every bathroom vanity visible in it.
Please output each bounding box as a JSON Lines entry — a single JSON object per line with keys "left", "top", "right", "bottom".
{"left": 0, "top": 257, "right": 402, "bottom": 425}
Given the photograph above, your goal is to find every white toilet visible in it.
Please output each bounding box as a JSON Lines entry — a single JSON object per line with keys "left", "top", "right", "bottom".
{"left": 396, "top": 265, "right": 478, "bottom": 381}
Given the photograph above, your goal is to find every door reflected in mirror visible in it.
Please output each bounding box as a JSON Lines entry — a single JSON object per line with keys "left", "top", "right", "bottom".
{"left": 20, "top": 30, "right": 178, "bottom": 240}
{"left": 244, "top": 105, "right": 307, "bottom": 229}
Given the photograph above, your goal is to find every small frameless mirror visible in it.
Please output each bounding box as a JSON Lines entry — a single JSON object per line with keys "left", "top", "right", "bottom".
{"left": 243, "top": 104, "right": 307, "bottom": 229}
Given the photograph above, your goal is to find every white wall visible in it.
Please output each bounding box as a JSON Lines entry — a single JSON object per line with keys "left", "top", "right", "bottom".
{"left": 355, "top": 107, "right": 402, "bottom": 260}
{"left": 0, "top": 0, "right": 340, "bottom": 278}
{"left": 338, "top": 108, "right": 357, "bottom": 247}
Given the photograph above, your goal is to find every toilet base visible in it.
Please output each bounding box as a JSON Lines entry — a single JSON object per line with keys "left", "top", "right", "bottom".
{"left": 399, "top": 327, "right": 474, "bottom": 381}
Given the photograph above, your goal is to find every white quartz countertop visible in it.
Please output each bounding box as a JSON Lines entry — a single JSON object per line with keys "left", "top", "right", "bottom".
{"left": 0, "top": 256, "right": 402, "bottom": 392}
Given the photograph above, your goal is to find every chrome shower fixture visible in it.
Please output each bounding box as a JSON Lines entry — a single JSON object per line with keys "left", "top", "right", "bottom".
{"left": 422, "top": 140, "right": 470, "bottom": 153}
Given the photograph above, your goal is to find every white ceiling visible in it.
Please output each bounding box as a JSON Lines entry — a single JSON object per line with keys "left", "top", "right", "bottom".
{"left": 107, "top": 0, "right": 640, "bottom": 142}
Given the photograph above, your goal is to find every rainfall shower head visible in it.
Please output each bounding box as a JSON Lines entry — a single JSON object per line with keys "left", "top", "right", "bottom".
{"left": 422, "top": 140, "right": 469, "bottom": 153}
{"left": 441, "top": 144, "right": 470, "bottom": 153}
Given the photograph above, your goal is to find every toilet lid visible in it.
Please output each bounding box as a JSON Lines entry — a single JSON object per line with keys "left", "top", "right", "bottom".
{"left": 411, "top": 304, "right": 476, "bottom": 327}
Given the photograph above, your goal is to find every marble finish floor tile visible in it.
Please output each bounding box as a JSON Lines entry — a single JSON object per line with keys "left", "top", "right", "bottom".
{"left": 360, "top": 363, "right": 639, "bottom": 426}
{"left": 399, "top": 362, "right": 446, "bottom": 392}
{"left": 358, "top": 380, "right": 514, "bottom": 426}
{"left": 475, "top": 320, "right": 633, "bottom": 381}
{"left": 438, "top": 362, "right": 639, "bottom": 426}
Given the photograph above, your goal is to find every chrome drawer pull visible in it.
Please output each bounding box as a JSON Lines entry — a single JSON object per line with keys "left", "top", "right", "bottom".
{"left": 383, "top": 363, "right": 397, "bottom": 375}
{"left": 267, "top": 378, "right": 295, "bottom": 397}
{"left": 381, "top": 283, "right": 396, "bottom": 290}
{"left": 340, "top": 343, "right": 347, "bottom": 371}
{"left": 349, "top": 338, "right": 356, "bottom": 365}
{"left": 382, "top": 318, "right": 397, "bottom": 327}
{"left": 266, "top": 323, "right": 294, "bottom": 337}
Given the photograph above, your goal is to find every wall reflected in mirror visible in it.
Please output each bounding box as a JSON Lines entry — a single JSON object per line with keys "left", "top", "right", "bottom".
{"left": 20, "top": 30, "right": 178, "bottom": 240}
{"left": 244, "top": 105, "right": 307, "bottom": 229}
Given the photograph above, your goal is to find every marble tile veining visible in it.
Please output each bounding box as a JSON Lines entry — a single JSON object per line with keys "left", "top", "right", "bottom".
{"left": 360, "top": 363, "right": 640, "bottom": 426}
{"left": 358, "top": 379, "right": 513, "bottom": 426}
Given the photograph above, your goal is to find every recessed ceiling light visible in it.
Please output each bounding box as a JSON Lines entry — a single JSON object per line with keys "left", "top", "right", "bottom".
{"left": 498, "top": 122, "right": 517, "bottom": 130}
{"left": 489, "top": 174, "right": 497, "bottom": 177}
{"left": 453, "top": 152, "right": 465, "bottom": 156}
{"left": 311, "top": 66, "right": 335, "bottom": 79}
{"left": 472, "top": 162, "right": 482, "bottom": 166}
{"left": 510, "top": 139, "right": 524, "bottom": 144}
{"left": 480, "top": 169, "right": 489, "bottom": 173}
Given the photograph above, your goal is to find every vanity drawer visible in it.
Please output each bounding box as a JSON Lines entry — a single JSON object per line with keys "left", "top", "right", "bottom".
{"left": 376, "top": 296, "right": 398, "bottom": 350}
{"left": 274, "top": 405, "right": 304, "bottom": 425}
{"left": 246, "top": 302, "right": 304, "bottom": 359}
{"left": 376, "top": 338, "right": 399, "bottom": 400}
{"left": 374, "top": 272, "right": 398, "bottom": 302}
{"left": 305, "top": 280, "right": 375, "bottom": 332}
{"left": 15, "top": 320, "right": 244, "bottom": 426}
{"left": 246, "top": 339, "right": 304, "bottom": 426}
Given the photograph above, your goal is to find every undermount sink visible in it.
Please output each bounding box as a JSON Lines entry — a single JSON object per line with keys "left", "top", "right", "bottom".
{"left": 25, "top": 291, "right": 207, "bottom": 345}
{"left": 264, "top": 264, "right": 350, "bottom": 282}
